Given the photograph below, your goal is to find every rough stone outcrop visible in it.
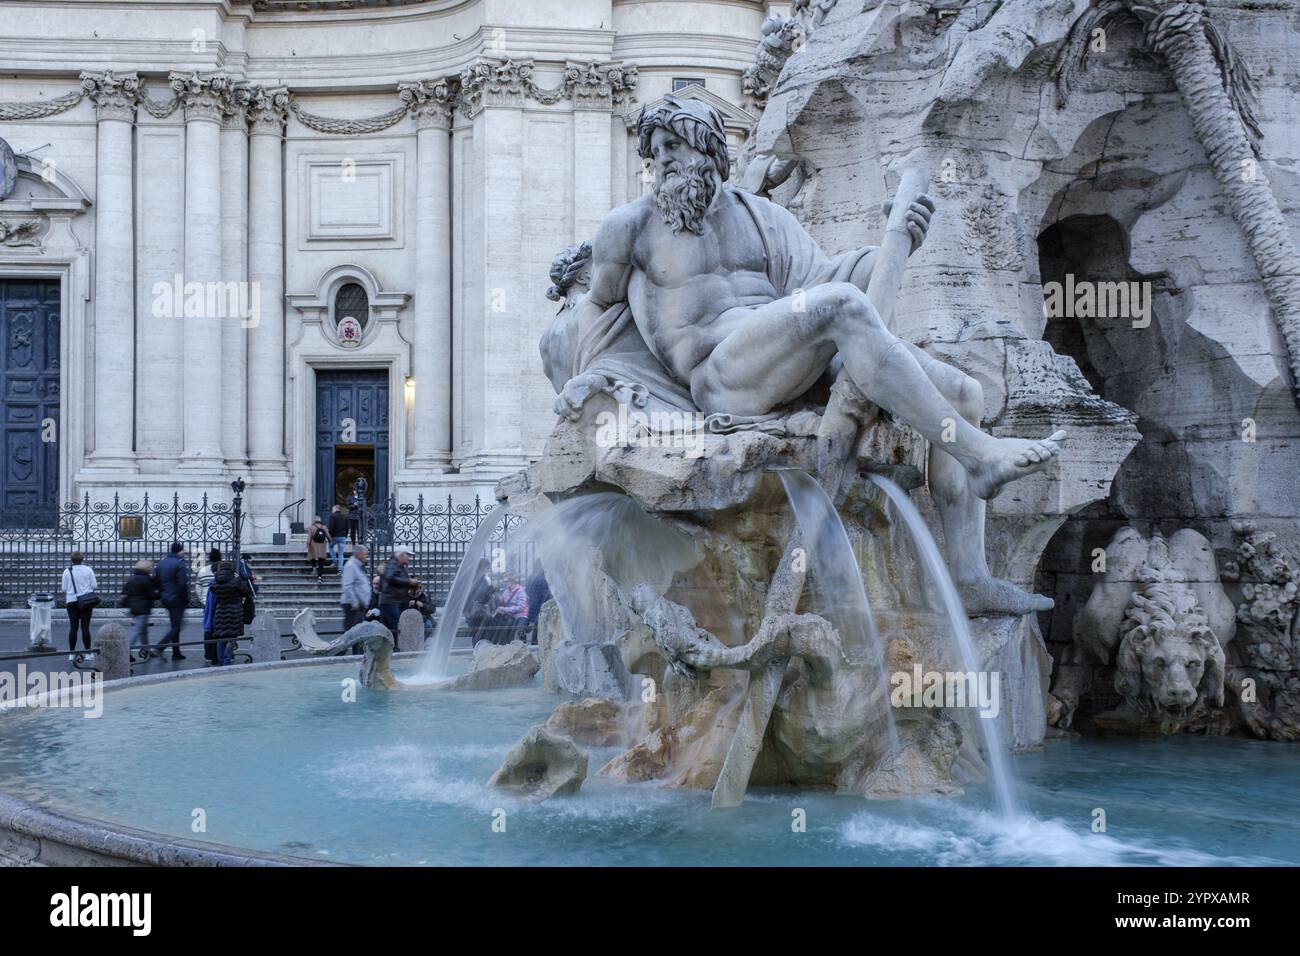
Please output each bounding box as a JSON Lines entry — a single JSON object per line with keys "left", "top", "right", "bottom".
{"left": 439, "top": 640, "right": 539, "bottom": 691}
{"left": 488, "top": 725, "right": 588, "bottom": 799}
{"left": 545, "top": 697, "right": 626, "bottom": 748}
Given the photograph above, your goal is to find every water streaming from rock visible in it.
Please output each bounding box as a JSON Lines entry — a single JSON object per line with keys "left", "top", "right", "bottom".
{"left": 868, "top": 473, "right": 1020, "bottom": 818}
{"left": 775, "top": 469, "right": 895, "bottom": 747}
{"left": 416, "top": 504, "right": 507, "bottom": 680}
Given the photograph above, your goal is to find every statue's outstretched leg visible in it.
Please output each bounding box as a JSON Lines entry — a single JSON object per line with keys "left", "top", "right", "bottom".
{"left": 902, "top": 342, "right": 1053, "bottom": 617}
{"left": 692, "top": 284, "right": 1065, "bottom": 503}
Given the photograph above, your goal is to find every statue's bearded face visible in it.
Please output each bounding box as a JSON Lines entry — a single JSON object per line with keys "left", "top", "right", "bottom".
{"left": 649, "top": 126, "right": 718, "bottom": 236}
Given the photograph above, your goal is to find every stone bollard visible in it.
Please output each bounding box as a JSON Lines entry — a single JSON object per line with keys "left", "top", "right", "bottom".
{"left": 248, "top": 611, "right": 282, "bottom": 663}
{"left": 397, "top": 608, "right": 425, "bottom": 653}
{"left": 95, "top": 621, "right": 130, "bottom": 682}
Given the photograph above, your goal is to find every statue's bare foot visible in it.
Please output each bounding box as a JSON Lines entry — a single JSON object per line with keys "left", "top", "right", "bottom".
{"left": 968, "top": 430, "right": 1066, "bottom": 500}
{"left": 956, "top": 574, "right": 1054, "bottom": 617}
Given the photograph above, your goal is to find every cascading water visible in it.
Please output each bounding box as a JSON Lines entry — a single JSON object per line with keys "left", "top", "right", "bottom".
{"left": 868, "top": 473, "right": 1020, "bottom": 818}
{"left": 775, "top": 469, "right": 895, "bottom": 747}
{"left": 520, "top": 492, "right": 701, "bottom": 651}
{"left": 416, "top": 504, "right": 508, "bottom": 680}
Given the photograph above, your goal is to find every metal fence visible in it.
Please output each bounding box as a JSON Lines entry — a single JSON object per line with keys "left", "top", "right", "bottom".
{"left": 0, "top": 492, "right": 235, "bottom": 607}
{"left": 0, "top": 490, "right": 533, "bottom": 609}
{"left": 360, "top": 494, "right": 533, "bottom": 601}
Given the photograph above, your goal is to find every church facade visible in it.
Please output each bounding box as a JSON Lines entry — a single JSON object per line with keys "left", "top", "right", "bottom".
{"left": 0, "top": 0, "right": 777, "bottom": 540}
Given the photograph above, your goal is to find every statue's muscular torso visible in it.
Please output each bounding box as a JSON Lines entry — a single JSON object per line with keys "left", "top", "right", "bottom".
{"left": 600, "top": 189, "right": 780, "bottom": 385}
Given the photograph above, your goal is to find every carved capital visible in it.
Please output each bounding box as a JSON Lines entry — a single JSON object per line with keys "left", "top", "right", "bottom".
{"left": 458, "top": 58, "right": 532, "bottom": 116}
{"left": 398, "top": 78, "right": 454, "bottom": 129}
{"left": 565, "top": 61, "right": 639, "bottom": 111}
{"left": 79, "top": 70, "right": 140, "bottom": 122}
{"left": 247, "top": 85, "right": 290, "bottom": 135}
{"left": 216, "top": 77, "right": 254, "bottom": 130}
{"left": 168, "top": 71, "right": 227, "bottom": 124}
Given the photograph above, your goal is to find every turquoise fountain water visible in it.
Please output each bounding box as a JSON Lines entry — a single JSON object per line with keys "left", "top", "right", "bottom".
{"left": 0, "top": 660, "right": 1295, "bottom": 865}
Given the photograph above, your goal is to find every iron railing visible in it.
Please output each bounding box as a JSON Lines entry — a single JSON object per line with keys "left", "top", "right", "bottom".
{"left": 360, "top": 494, "right": 533, "bottom": 601}
{"left": 0, "top": 492, "right": 235, "bottom": 608}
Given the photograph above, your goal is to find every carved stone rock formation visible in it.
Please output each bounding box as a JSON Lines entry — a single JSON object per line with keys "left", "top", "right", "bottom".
{"left": 439, "top": 640, "right": 539, "bottom": 691}
{"left": 488, "top": 725, "right": 588, "bottom": 800}
{"left": 1222, "top": 521, "right": 1300, "bottom": 740}
{"left": 545, "top": 697, "right": 627, "bottom": 748}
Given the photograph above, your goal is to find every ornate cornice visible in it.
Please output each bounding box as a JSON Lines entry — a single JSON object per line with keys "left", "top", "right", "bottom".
{"left": 247, "top": 84, "right": 290, "bottom": 135}
{"left": 14, "top": 61, "right": 642, "bottom": 132}
{"left": 169, "top": 72, "right": 228, "bottom": 124}
{"left": 398, "top": 78, "right": 454, "bottom": 129}
{"left": 79, "top": 70, "right": 140, "bottom": 122}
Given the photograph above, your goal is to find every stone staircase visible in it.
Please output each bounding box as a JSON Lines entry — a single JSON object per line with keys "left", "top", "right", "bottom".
{"left": 243, "top": 543, "right": 467, "bottom": 625}
{"left": 241, "top": 545, "right": 345, "bottom": 625}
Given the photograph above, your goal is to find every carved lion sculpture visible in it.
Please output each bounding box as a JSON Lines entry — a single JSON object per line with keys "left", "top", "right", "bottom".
{"left": 1055, "top": 527, "right": 1234, "bottom": 734}
{"left": 1113, "top": 563, "right": 1226, "bottom": 733}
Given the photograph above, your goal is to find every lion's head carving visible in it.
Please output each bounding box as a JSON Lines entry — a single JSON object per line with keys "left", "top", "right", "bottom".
{"left": 1114, "top": 563, "right": 1226, "bottom": 733}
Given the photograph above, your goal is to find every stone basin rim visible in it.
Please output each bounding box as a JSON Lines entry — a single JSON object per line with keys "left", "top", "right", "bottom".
{"left": 0, "top": 652, "right": 435, "bottom": 867}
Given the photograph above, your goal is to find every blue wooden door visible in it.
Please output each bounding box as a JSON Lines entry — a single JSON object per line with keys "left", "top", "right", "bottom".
{"left": 315, "top": 369, "right": 388, "bottom": 520}
{"left": 0, "top": 280, "right": 60, "bottom": 524}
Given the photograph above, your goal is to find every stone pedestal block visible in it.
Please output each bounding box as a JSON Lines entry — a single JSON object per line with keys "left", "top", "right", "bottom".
{"left": 398, "top": 609, "right": 425, "bottom": 653}
{"left": 95, "top": 622, "right": 130, "bottom": 682}
{"left": 248, "top": 612, "right": 281, "bottom": 663}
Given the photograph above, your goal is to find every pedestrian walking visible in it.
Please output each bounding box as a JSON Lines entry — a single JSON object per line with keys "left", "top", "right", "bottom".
{"left": 155, "top": 542, "right": 191, "bottom": 661}
{"left": 208, "top": 561, "right": 253, "bottom": 666}
{"left": 328, "top": 504, "right": 350, "bottom": 572}
{"left": 341, "top": 545, "right": 371, "bottom": 632}
{"left": 120, "top": 559, "right": 159, "bottom": 658}
{"left": 199, "top": 547, "right": 222, "bottom": 665}
{"left": 60, "top": 551, "right": 100, "bottom": 661}
{"left": 306, "top": 516, "right": 330, "bottom": 583}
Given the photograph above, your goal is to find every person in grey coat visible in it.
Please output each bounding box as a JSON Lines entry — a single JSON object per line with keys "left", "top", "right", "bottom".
{"left": 341, "top": 545, "right": 371, "bottom": 631}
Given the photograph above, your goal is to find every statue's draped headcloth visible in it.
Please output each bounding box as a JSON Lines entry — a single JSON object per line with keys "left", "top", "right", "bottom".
{"left": 636, "top": 95, "right": 730, "bottom": 184}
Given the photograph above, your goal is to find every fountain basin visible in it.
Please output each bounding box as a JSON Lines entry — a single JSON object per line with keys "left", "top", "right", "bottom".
{"left": 1, "top": 659, "right": 1297, "bottom": 866}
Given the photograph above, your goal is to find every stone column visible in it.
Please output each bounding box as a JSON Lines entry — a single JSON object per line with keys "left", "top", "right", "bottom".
{"left": 80, "top": 71, "right": 140, "bottom": 472}
{"left": 218, "top": 80, "right": 251, "bottom": 471}
{"left": 569, "top": 62, "right": 637, "bottom": 238}
{"left": 400, "top": 79, "right": 454, "bottom": 472}
{"left": 459, "top": 60, "right": 529, "bottom": 473}
{"left": 245, "top": 87, "right": 291, "bottom": 510}
{"left": 172, "top": 72, "right": 227, "bottom": 474}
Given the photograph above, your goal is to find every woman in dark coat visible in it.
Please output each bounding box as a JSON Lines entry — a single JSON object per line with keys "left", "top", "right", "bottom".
{"left": 208, "top": 561, "right": 252, "bottom": 666}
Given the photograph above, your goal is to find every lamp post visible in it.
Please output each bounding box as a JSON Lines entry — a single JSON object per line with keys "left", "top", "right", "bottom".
{"left": 230, "top": 477, "right": 246, "bottom": 564}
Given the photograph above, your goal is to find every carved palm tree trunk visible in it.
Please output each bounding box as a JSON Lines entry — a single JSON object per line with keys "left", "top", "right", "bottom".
{"left": 1141, "top": 2, "right": 1300, "bottom": 406}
